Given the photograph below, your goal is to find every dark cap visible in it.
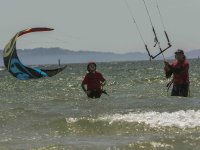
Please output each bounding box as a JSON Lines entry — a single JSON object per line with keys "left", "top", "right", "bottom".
{"left": 175, "top": 49, "right": 184, "bottom": 54}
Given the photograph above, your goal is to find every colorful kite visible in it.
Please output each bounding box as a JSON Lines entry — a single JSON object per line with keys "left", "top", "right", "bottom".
{"left": 3, "top": 27, "right": 67, "bottom": 80}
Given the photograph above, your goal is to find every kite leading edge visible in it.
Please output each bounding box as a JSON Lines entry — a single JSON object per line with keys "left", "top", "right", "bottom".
{"left": 3, "top": 27, "right": 67, "bottom": 80}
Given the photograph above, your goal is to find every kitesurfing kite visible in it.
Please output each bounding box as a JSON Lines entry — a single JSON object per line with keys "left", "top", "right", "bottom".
{"left": 3, "top": 27, "right": 67, "bottom": 80}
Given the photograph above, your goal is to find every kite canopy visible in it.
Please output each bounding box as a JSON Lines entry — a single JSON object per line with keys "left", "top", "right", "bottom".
{"left": 3, "top": 27, "right": 67, "bottom": 80}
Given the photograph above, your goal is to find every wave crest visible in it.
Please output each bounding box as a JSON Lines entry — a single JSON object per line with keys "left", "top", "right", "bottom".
{"left": 99, "top": 110, "right": 200, "bottom": 128}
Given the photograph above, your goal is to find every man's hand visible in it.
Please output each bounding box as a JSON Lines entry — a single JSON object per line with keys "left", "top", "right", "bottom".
{"left": 85, "top": 90, "right": 91, "bottom": 95}
{"left": 164, "top": 61, "right": 170, "bottom": 66}
{"left": 101, "top": 81, "right": 106, "bottom": 87}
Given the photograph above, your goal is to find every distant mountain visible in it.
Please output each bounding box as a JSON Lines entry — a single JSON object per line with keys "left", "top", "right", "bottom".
{"left": 0, "top": 48, "right": 199, "bottom": 66}
{"left": 185, "top": 49, "right": 200, "bottom": 59}
{"left": 0, "top": 47, "right": 149, "bottom": 66}
{"left": 167, "top": 49, "right": 200, "bottom": 59}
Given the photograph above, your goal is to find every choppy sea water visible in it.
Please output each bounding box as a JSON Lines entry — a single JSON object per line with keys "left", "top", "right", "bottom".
{"left": 1, "top": 59, "right": 200, "bottom": 150}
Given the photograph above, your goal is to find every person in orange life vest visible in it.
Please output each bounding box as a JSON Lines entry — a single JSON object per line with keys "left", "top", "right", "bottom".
{"left": 164, "top": 49, "right": 189, "bottom": 97}
{"left": 81, "top": 62, "right": 106, "bottom": 98}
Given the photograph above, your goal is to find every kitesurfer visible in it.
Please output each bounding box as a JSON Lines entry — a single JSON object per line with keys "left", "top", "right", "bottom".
{"left": 164, "top": 49, "right": 189, "bottom": 97}
{"left": 81, "top": 62, "right": 106, "bottom": 98}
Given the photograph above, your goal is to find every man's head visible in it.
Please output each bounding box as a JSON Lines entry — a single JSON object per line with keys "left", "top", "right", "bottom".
{"left": 87, "top": 62, "right": 96, "bottom": 73}
{"left": 175, "top": 49, "right": 185, "bottom": 61}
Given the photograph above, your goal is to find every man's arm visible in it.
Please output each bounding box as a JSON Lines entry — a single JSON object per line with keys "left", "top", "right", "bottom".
{"left": 164, "top": 61, "right": 173, "bottom": 78}
{"left": 81, "top": 83, "right": 87, "bottom": 92}
{"left": 99, "top": 73, "right": 106, "bottom": 87}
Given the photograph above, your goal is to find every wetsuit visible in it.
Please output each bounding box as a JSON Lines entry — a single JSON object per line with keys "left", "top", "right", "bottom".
{"left": 82, "top": 71, "right": 106, "bottom": 98}
{"left": 165, "top": 60, "right": 189, "bottom": 97}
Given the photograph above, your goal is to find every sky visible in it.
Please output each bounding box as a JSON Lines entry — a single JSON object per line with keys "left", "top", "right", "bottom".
{"left": 1, "top": 0, "right": 200, "bottom": 56}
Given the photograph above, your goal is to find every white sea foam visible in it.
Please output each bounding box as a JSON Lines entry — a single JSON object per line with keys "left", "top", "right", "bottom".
{"left": 65, "top": 117, "right": 78, "bottom": 123}
{"left": 150, "top": 142, "right": 173, "bottom": 148}
{"left": 99, "top": 110, "right": 200, "bottom": 128}
{"left": 0, "top": 67, "right": 5, "bottom": 71}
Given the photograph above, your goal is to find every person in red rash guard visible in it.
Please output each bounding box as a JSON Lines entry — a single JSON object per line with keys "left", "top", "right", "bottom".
{"left": 81, "top": 62, "right": 106, "bottom": 98}
{"left": 164, "top": 49, "right": 189, "bottom": 97}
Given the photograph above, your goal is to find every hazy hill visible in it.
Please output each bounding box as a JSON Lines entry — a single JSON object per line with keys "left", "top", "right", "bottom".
{"left": 185, "top": 49, "right": 200, "bottom": 59}
{"left": 166, "top": 49, "right": 200, "bottom": 59}
{"left": 0, "top": 48, "right": 200, "bottom": 66}
{"left": 0, "top": 47, "right": 149, "bottom": 66}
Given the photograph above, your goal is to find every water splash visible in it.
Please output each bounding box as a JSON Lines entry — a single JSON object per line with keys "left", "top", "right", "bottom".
{"left": 99, "top": 110, "right": 200, "bottom": 128}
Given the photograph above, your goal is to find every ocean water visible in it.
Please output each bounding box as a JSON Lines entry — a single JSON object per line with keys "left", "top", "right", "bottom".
{"left": 1, "top": 59, "right": 200, "bottom": 150}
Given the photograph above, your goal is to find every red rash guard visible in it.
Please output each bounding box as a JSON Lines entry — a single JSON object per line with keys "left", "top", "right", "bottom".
{"left": 82, "top": 71, "right": 105, "bottom": 91}
{"left": 169, "top": 60, "right": 189, "bottom": 84}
